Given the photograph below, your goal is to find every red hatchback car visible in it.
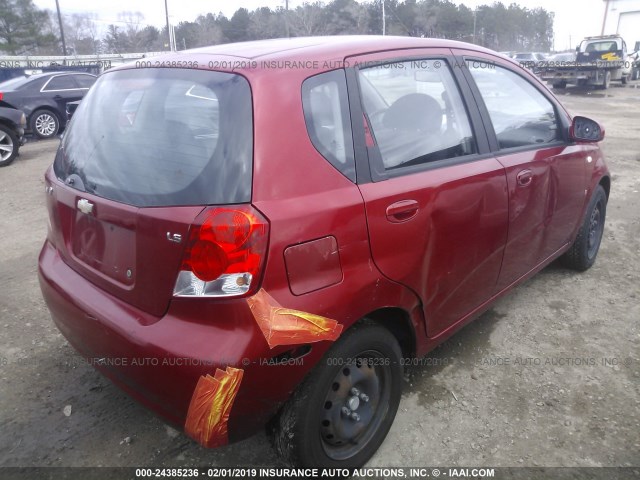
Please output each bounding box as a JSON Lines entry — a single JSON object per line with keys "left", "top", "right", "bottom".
{"left": 38, "top": 36, "right": 609, "bottom": 468}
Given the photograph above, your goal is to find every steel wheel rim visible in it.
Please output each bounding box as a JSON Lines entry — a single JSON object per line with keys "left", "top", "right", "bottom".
{"left": 587, "top": 200, "right": 603, "bottom": 259}
{"left": 0, "top": 131, "right": 14, "bottom": 161}
{"left": 35, "top": 113, "right": 56, "bottom": 136}
{"left": 320, "top": 350, "right": 391, "bottom": 461}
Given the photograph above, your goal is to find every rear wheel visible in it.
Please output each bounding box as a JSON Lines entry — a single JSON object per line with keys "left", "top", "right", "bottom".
{"left": 30, "top": 109, "right": 59, "bottom": 139}
{"left": 552, "top": 81, "right": 567, "bottom": 89}
{"left": 600, "top": 71, "right": 611, "bottom": 90}
{"left": 272, "top": 322, "right": 403, "bottom": 468}
{"left": 562, "top": 185, "right": 607, "bottom": 271}
{"left": 621, "top": 74, "right": 628, "bottom": 85}
{"left": 0, "top": 124, "right": 19, "bottom": 167}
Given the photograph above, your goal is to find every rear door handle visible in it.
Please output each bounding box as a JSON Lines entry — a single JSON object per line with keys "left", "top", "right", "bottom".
{"left": 516, "top": 169, "right": 533, "bottom": 187}
{"left": 385, "top": 200, "right": 419, "bottom": 223}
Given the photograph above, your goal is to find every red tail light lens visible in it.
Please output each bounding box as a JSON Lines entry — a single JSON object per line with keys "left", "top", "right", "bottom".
{"left": 189, "top": 240, "right": 228, "bottom": 281}
{"left": 173, "top": 206, "right": 269, "bottom": 297}
{"left": 0, "top": 92, "right": 3, "bottom": 101}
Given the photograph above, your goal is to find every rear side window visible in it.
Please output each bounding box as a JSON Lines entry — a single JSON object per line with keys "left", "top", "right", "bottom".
{"left": 467, "top": 62, "right": 560, "bottom": 149}
{"left": 358, "top": 59, "right": 476, "bottom": 170}
{"left": 302, "top": 70, "right": 356, "bottom": 182}
{"left": 56, "top": 68, "right": 253, "bottom": 207}
{"left": 44, "top": 75, "right": 76, "bottom": 90}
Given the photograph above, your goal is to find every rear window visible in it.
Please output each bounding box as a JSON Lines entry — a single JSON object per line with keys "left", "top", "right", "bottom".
{"left": 55, "top": 68, "right": 253, "bottom": 207}
{"left": 582, "top": 41, "right": 619, "bottom": 52}
{"left": 0, "top": 75, "right": 31, "bottom": 90}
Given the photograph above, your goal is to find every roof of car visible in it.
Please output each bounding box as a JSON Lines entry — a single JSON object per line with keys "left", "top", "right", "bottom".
{"left": 21, "top": 71, "right": 93, "bottom": 78}
{"left": 160, "top": 35, "right": 503, "bottom": 63}
{"left": 1, "top": 71, "right": 95, "bottom": 86}
{"left": 110, "top": 35, "right": 523, "bottom": 78}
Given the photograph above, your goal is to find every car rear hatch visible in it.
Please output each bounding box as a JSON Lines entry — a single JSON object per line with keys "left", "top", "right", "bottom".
{"left": 46, "top": 67, "right": 255, "bottom": 317}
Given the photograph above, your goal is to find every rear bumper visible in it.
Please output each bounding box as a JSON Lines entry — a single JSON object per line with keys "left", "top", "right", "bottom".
{"left": 38, "top": 240, "right": 317, "bottom": 444}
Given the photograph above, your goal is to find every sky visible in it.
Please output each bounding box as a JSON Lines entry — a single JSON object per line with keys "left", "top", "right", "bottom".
{"left": 33, "top": 0, "right": 608, "bottom": 51}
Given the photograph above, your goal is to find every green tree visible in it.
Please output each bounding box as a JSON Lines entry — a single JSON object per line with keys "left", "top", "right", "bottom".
{"left": 174, "top": 22, "right": 199, "bottom": 50}
{"left": 0, "top": 0, "right": 58, "bottom": 54}
{"left": 289, "top": 2, "right": 328, "bottom": 36}
{"left": 193, "top": 13, "right": 225, "bottom": 47}
{"left": 249, "top": 7, "right": 283, "bottom": 40}
{"left": 103, "top": 24, "right": 126, "bottom": 53}
{"left": 224, "top": 8, "right": 252, "bottom": 42}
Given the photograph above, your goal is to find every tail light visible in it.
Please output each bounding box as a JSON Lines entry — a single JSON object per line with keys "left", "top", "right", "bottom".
{"left": 173, "top": 206, "right": 269, "bottom": 298}
{"left": 0, "top": 92, "right": 3, "bottom": 101}
{"left": 44, "top": 174, "right": 61, "bottom": 247}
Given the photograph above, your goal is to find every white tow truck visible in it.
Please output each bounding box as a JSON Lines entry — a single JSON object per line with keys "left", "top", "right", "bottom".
{"left": 541, "top": 35, "right": 634, "bottom": 89}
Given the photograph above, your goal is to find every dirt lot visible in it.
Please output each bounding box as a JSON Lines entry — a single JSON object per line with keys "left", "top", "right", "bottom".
{"left": 0, "top": 83, "right": 638, "bottom": 471}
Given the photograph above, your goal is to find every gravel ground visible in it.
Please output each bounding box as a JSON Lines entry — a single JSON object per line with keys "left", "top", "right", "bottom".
{"left": 0, "top": 83, "right": 638, "bottom": 472}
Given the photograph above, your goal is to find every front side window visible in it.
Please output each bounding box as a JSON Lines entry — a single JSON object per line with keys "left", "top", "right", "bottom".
{"left": 467, "top": 62, "right": 560, "bottom": 149}
{"left": 358, "top": 59, "right": 476, "bottom": 170}
{"left": 302, "top": 70, "right": 356, "bottom": 182}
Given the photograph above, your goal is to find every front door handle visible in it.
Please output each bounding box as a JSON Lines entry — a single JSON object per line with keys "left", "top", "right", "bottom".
{"left": 516, "top": 169, "right": 533, "bottom": 187}
{"left": 386, "top": 200, "right": 419, "bottom": 223}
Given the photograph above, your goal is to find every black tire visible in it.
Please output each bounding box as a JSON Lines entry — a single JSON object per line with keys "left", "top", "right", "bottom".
{"left": 0, "top": 124, "right": 19, "bottom": 167}
{"left": 30, "top": 109, "right": 59, "bottom": 139}
{"left": 600, "top": 71, "right": 611, "bottom": 90}
{"left": 552, "top": 81, "right": 567, "bottom": 89}
{"left": 621, "top": 74, "right": 628, "bottom": 85}
{"left": 272, "top": 322, "right": 403, "bottom": 469}
{"left": 562, "top": 185, "right": 607, "bottom": 271}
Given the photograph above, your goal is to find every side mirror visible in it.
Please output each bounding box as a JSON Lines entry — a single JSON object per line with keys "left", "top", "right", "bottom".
{"left": 570, "top": 116, "right": 605, "bottom": 143}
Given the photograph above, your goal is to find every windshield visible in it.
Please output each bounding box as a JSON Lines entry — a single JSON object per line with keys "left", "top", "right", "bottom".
{"left": 55, "top": 68, "right": 253, "bottom": 207}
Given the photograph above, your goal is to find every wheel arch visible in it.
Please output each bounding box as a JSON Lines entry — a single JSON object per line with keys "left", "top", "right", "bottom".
{"left": 355, "top": 307, "right": 416, "bottom": 359}
{"left": 599, "top": 175, "right": 611, "bottom": 199}
{"left": 0, "top": 118, "right": 18, "bottom": 131}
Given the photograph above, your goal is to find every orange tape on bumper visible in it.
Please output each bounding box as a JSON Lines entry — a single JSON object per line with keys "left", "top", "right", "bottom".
{"left": 184, "top": 367, "right": 244, "bottom": 448}
{"left": 247, "top": 289, "right": 343, "bottom": 349}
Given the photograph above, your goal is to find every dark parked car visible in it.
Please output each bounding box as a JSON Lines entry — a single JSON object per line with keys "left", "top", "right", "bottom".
{"left": 38, "top": 36, "right": 610, "bottom": 468}
{"left": 65, "top": 100, "right": 81, "bottom": 121}
{"left": 0, "top": 106, "right": 26, "bottom": 167}
{"left": 547, "top": 52, "right": 578, "bottom": 63}
{"left": 512, "top": 52, "right": 548, "bottom": 73}
{"left": 0, "top": 72, "right": 96, "bottom": 139}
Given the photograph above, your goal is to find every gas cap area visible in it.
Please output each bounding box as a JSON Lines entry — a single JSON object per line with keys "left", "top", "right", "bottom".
{"left": 284, "top": 235, "right": 343, "bottom": 295}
